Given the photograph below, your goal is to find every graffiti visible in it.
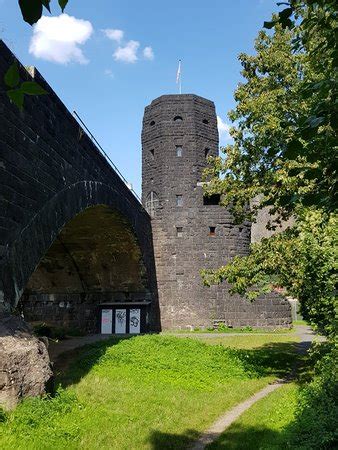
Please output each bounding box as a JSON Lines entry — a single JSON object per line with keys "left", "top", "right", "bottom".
{"left": 116, "top": 310, "right": 126, "bottom": 325}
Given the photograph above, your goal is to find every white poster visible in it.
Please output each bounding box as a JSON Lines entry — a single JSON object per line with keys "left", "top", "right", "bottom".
{"left": 129, "top": 309, "right": 141, "bottom": 334}
{"left": 101, "top": 309, "right": 112, "bottom": 334}
{"left": 115, "top": 309, "right": 127, "bottom": 334}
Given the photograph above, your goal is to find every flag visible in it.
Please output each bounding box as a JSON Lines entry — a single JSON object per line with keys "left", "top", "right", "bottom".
{"left": 176, "top": 60, "right": 181, "bottom": 84}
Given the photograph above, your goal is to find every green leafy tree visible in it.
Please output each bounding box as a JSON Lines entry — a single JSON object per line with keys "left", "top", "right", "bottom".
{"left": 202, "top": 1, "right": 337, "bottom": 336}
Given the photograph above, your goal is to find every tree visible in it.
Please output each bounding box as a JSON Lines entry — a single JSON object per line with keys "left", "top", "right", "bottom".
{"left": 18, "top": 0, "right": 69, "bottom": 25}
{"left": 202, "top": 1, "right": 337, "bottom": 336}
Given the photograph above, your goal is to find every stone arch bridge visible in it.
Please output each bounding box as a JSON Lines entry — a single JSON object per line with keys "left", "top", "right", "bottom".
{"left": 0, "top": 40, "right": 160, "bottom": 334}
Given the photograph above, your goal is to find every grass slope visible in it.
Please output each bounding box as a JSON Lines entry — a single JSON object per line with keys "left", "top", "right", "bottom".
{"left": 0, "top": 334, "right": 299, "bottom": 450}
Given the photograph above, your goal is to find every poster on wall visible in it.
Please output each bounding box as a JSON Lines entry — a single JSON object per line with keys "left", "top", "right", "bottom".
{"left": 129, "top": 309, "right": 141, "bottom": 334}
{"left": 101, "top": 309, "right": 112, "bottom": 334}
{"left": 115, "top": 309, "right": 127, "bottom": 334}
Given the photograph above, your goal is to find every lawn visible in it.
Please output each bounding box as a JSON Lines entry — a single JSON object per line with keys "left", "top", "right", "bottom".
{"left": 193, "top": 334, "right": 300, "bottom": 349}
{"left": 0, "top": 333, "right": 300, "bottom": 450}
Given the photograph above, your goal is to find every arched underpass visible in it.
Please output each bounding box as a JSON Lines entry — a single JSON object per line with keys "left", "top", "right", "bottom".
{"left": 19, "top": 205, "right": 152, "bottom": 335}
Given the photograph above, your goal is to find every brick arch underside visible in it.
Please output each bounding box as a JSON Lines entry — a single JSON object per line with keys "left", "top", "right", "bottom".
{"left": 0, "top": 181, "right": 159, "bottom": 332}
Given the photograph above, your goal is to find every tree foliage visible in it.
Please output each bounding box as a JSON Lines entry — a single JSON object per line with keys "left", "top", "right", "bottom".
{"left": 204, "top": 1, "right": 337, "bottom": 223}
{"left": 18, "top": 0, "right": 68, "bottom": 25}
{"left": 4, "top": 62, "right": 47, "bottom": 110}
{"left": 203, "top": 1, "right": 337, "bottom": 336}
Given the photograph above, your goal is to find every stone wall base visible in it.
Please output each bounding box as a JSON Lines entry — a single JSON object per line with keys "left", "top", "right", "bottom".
{"left": 159, "top": 292, "right": 292, "bottom": 330}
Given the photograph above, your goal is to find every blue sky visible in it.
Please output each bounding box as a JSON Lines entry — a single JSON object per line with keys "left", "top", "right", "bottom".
{"left": 1, "top": 0, "right": 278, "bottom": 195}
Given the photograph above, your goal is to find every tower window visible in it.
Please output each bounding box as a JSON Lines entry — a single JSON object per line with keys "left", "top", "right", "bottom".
{"left": 203, "top": 194, "right": 220, "bottom": 205}
{"left": 176, "top": 227, "right": 183, "bottom": 237}
{"left": 150, "top": 149, "right": 154, "bottom": 159}
{"left": 174, "top": 116, "right": 183, "bottom": 122}
{"left": 203, "top": 119, "right": 209, "bottom": 124}
{"left": 146, "top": 191, "right": 159, "bottom": 218}
{"left": 176, "top": 146, "right": 182, "bottom": 157}
{"left": 150, "top": 120, "right": 155, "bottom": 126}
{"left": 204, "top": 148, "right": 210, "bottom": 158}
{"left": 209, "top": 226, "right": 216, "bottom": 236}
{"left": 176, "top": 195, "right": 183, "bottom": 207}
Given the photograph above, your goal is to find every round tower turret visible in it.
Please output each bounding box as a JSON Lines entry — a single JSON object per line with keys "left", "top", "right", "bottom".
{"left": 141, "top": 94, "right": 291, "bottom": 330}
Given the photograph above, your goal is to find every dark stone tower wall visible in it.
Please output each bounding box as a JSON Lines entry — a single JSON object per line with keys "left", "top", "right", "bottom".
{"left": 142, "top": 94, "right": 291, "bottom": 329}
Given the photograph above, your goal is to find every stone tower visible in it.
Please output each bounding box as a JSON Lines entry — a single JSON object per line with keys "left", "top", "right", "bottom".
{"left": 142, "top": 94, "right": 291, "bottom": 329}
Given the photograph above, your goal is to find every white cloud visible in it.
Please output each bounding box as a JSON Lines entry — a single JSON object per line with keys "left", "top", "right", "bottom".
{"left": 104, "top": 69, "right": 114, "bottom": 79}
{"left": 143, "top": 46, "right": 154, "bottom": 60}
{"left": 29, "top": 14, "right": 93, "bottom": 64}
{"left": 217, "top": 115, "right": 231, "bottom": 143}
{"left": 102, "top": 28, "right": 124, "bottom": 43}
{"left": 113, "top": 40, "right": 139, "bottom": 63}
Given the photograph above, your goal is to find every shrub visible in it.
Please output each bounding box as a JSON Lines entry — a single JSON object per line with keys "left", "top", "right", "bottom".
{"left": 289, "top": 343, "right": 338, "bottom": 449}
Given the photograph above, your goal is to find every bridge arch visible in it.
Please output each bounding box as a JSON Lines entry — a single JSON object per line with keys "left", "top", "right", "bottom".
{"left": 1, "top": 181, "right": 159, "bottom": 332}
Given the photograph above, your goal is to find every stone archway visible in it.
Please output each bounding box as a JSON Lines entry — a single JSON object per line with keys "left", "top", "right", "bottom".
{"left": 19, "top": 204, "right": 151, "bottom": 334}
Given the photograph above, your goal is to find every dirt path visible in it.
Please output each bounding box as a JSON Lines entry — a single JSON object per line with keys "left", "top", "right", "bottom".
{"left": 190, "top": 325, "right": 322, "bottom": 450}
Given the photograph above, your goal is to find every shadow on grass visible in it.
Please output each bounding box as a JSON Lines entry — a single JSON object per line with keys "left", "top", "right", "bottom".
{"left": 147, "top": 425, "right": 291, "bottom": 450}
{"left": 228, "top": 340, "right": 307, "bottom": 380}
{"left": 53, "top": 336, "right": 132, "bottom": 387}
{"left": 148, "top": 429, "right": 200, "bottom": 450}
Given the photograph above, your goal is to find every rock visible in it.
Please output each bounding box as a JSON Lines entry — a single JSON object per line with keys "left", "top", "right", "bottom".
{"left": 0, "top": 315, "right": 53, "bottom": 410}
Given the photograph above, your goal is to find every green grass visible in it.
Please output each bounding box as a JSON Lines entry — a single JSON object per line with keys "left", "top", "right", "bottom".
{"left": 163, "top": 326, "right": 293, "bottom": 334}
{"left": 207, "top": 383, "right": 299, "bottom": 450}
{"left": 292, "top": 319, "right": 308, "bottom": 326}
{"left": 0, "top": 334, "right": 300, "bottom": 450}
{"left": 194, "top": 334, "right": 299, "bottom": 349}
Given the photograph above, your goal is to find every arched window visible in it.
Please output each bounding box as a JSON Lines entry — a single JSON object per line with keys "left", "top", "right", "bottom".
{"left": 204, "top": 148, "right": 210, "bottom": 158}
{"left": 176, "top": 146, "right": 182, "bottom": 157}
{"left": 173, "top": 116, "right": 183, "bottom": 122}
{"left": 145, "top": 191, "right": 159, "bottom": 218}
{"left": 150, "top": 120, "right": 155, "bottom": 126}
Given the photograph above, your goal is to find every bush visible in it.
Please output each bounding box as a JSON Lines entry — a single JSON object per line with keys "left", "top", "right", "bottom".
{"left": 289, "top": 343, "right": 338, "bottom": 449}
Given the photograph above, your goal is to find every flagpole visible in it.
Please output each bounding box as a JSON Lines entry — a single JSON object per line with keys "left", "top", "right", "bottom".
{"left": 176, "top": 59, "right": 182, "bottom": 94}
{"left": 179, "top": 60, "right": 181, "bottom": 94}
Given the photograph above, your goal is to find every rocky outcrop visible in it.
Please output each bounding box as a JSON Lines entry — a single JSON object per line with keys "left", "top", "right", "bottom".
{"left": 0, "top": 315, "right": 53, "bottom": 410}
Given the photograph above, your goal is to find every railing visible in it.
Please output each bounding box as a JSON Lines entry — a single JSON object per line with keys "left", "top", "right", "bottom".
{"left": 72, "top": 110, "right": 142, "bottom": 204}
